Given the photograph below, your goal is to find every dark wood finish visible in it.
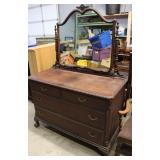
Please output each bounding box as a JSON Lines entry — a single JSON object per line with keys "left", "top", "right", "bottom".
{"left": 113, "top": 22, "right": 121, "bottom": 76}
{"left": 117, "top": 52, "right": 132, "bottom": 110}
{"left": 115, "top": 117, "right": 132, "bottom": 156}
{"left": 28, "top": 63, "right": 32, "bottom": 100}
{"left": 127, "top": 53, "right": 132, "bottom": 99}
{"left": 32, "top": 91, "right": 105, "bottom": 130}
{"left": 54, "top": 4, "right": 120, "bottom": 77}
{"left": 29, "top": 68, "right": 127, "bottom": 155}
{"left": 35, "top": 106, "right": 104, "bottom": 145}
{"left": 61, "top": 89, "right": 109, "bottom": 111}
{"left": 28, "top": 82, "right": 32, "bottom": 100}
{"left": 117, "top": 52, "right": 131, "bottom": 73}
{"left": 34, "top": 116, "right": 40, "bottom": 128}
{"left": 104, "top": 13, "right": 128, "bottom": 19}
{"left": 30, "top": 81, "right": 61, "bottom": 98}
{"left": 29, "top": 69, "right": 127, "bottom": 99}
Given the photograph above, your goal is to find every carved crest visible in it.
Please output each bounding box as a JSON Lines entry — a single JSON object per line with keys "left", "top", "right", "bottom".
{"left": 76, "top": 4, "right": 89, "bottom": 11}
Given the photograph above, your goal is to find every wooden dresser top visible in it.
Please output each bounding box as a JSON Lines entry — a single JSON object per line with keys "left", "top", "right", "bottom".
{"left": 29, "top": 68, "right": 127, "bottom": 99}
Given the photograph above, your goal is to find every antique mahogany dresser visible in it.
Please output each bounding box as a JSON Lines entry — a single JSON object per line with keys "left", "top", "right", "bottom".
{"left": 29, "top": 5, "right": 128, "bottom": 155}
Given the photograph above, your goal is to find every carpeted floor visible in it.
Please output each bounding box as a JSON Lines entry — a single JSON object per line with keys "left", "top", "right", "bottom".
{"left": 28, "top": 101, "right": 118, "bottom": 156}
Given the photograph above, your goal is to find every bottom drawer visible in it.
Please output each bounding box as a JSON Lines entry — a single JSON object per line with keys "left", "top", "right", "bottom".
{"left": 35, "top": 106, "right": 104, "bottom": 145}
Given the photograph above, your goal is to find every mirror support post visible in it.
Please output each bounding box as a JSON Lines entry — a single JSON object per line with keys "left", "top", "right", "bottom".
{"left": 54, "top": 24, "right": 60, "bottom": 68}
{"left": 108, "top": 20, "right": 116, "bottom": 75}
{"left": 113, "top": 22, "right": 121, "bottom": 77}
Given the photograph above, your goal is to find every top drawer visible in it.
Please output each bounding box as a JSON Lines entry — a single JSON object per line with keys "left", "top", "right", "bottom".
{"left": 62, "top": 89, "right": 109, "bottom": 111}
{"left": 30, "top": 81, "right": 61, "bottom": 98}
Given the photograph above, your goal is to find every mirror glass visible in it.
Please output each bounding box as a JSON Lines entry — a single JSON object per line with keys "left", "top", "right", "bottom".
{"left": 59, "top": 10, "right": 113, "bottom": 72}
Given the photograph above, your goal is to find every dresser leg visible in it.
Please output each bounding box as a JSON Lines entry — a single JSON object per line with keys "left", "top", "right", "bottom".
{"left": 34, "top": 117, "right": 40, "bottom": 128}
{"left": 97, "top": 147, "right": 110, "bottom": 156}
{"left": 115, "top": 146, "right": 121, "bottom": 156}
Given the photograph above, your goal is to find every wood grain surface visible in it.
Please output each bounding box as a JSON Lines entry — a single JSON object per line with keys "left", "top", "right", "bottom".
{"left": 29, "top": 68, "right": 127, "bottom": 99}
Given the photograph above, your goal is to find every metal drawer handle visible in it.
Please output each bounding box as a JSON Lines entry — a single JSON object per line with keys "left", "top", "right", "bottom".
{"left": 78, "top": 97, "right": 87, "bottom": 103}
{"left": 88, "top": 131, "right": 96, "bottom": 138}
{"left": 88, "top": 114, "right": 98, "bottom": 121}
{"left": 40, "top": 86, "right": 47, "bottom": 92}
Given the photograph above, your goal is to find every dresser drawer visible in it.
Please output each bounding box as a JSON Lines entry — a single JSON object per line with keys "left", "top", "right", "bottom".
{"left": 30, "top": 81, "right": 61, "bottom": 98}
{"left": 35, "top": 106, "right": 104, "bottom": 145}
{"left": 62, "top": 89, "right": 109, "bottom": 111}
{"left": 32, "top": 91, "right": 105, "bottom": 130}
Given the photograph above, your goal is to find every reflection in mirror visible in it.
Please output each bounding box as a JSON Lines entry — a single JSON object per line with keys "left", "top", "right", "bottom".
{"left": 59, "top": 12, "right": 76, "bottom": 67}
{"left": 59, "top": 10, "right": 113, "bottom": 72}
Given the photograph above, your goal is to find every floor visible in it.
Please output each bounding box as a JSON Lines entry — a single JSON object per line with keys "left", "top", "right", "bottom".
{"left": 28, "top": 101, "right": 117, "bottom": 156}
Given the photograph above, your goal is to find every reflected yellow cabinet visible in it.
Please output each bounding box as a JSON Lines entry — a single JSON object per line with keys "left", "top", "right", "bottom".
{"left": 28, "top": 43, "right": 56, "bottom": 75}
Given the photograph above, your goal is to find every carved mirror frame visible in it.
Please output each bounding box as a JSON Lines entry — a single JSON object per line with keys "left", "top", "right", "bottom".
{"left": 54, "top": 4, "right": 120, "bottom": 76}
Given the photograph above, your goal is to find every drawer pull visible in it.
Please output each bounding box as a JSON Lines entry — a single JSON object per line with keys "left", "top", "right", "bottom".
{"left": 40, "top": 87, "right": 47, "bottom": 92}
{"left": 78, "top": 97, "right": 87, "bottom": 103}
{"left": 88, "top": 131, "right": 96, "bottom": 138}
{"left": 88, "top": 114, "right": 98, "bottom": 121}
{"left": 37, "top": 97, "right": 41, "bottom": 101}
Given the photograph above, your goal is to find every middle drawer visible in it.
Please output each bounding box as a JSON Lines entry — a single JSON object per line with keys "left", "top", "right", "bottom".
{"left": 32, "top": 91, "right": 105, "bottom": 130}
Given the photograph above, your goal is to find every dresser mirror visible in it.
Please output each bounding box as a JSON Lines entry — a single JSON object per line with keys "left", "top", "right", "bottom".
{"left": 55, "top": 4, "right": 119, "bottom": 76}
